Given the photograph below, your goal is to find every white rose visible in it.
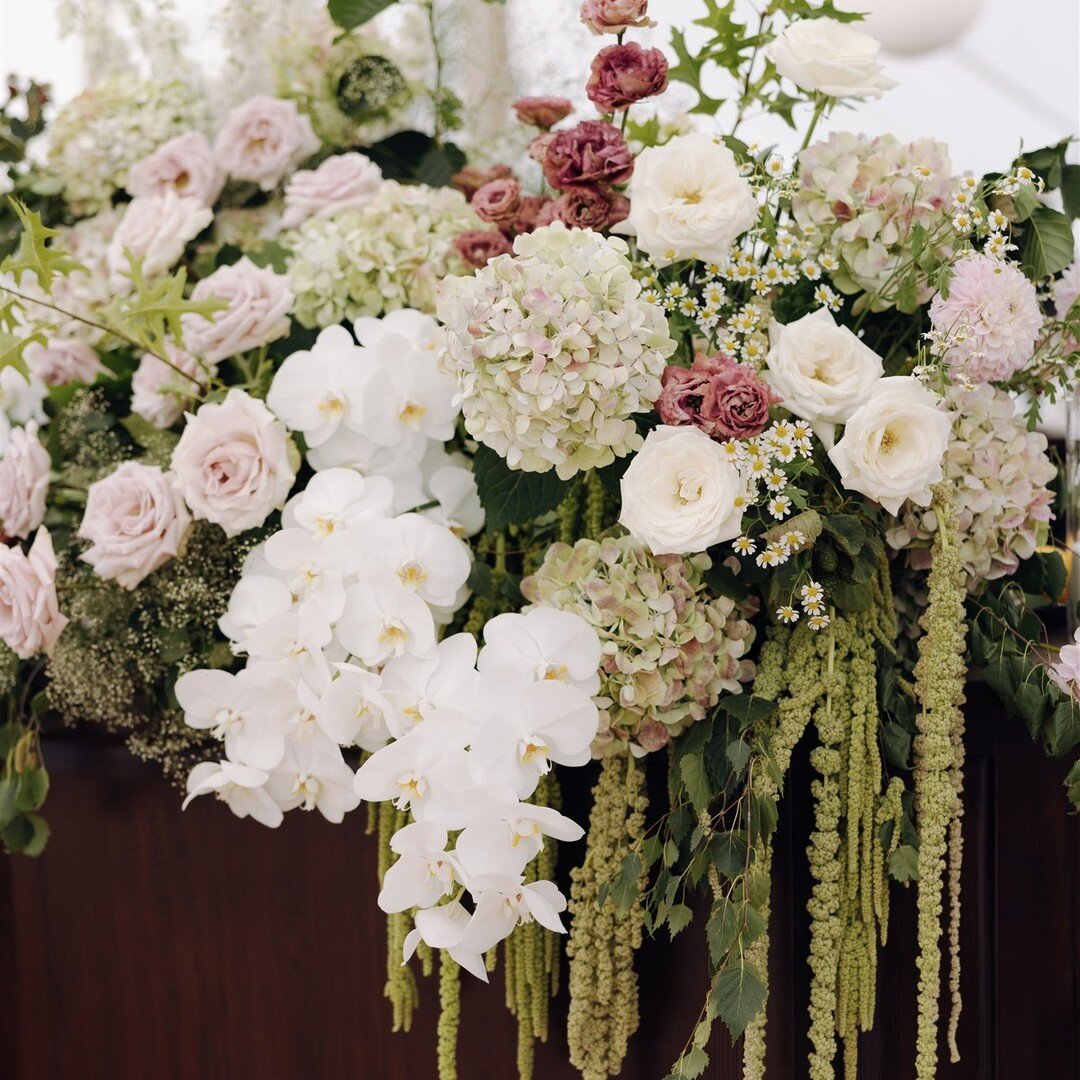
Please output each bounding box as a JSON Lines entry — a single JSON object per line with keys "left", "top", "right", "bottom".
{"left": 214, "top": 96, "right": 320, "bottom": 191}
{"left": 282, "top": 153, "right": 384, "bottom": 229}
{"left": 171, "top": 389, "right": 298, "bottom": 537}
{"left": 619, "top": 425, "right": 746, "bottom": 555}
{"left": 0, "top": 422, "right": 50, "bottom": 540}
{"left": 126, "top": 132, "right": 226, "bottom": 207}
{"left": 621, "top": 133, "right": 757, "bottom": 265}
{"left": 78, "top": 462, "right": 192, "bottom": 589}
{"left": 767, "top": 18, "right": 897, "bottom": 99}
{"left": 765, "top": 308, "right": 884, "bottom": 447}
{"left": 0, "top": 366, "right": 48, "bottom": 428}
{"left": 828, "top": 376, "right": 951, "bottom": 516}
{"left": 107, "top": 191, "right": 213, "bottom": 283}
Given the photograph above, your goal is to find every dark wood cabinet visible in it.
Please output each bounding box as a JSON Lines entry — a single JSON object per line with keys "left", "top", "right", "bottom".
{"left": 3, "top": 688, "right": 1078, "bottom": 1080}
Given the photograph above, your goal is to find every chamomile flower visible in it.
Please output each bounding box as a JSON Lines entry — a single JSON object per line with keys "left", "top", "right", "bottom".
{"left": 814, "top": 284, "right": 842, "bottom": 312}
{"left": 665, "top": 282, "right": 689, "bottom": 300}
{"left": 732, "top": 536, "right": 756, "bottom": 555}
{"left": 765, "top": 153, "right": 785, "bottom": 177}
{"left": 986, "top": 208, "right": 1009, "bottom": 231}
{"left": 764, "top": 469, "right": 787, "bottom": 492}
{"left": 702, "top": 282, "right": 726, "bottom": 307}
{"left": 719, "top": 439, "right": 744, "bottom": 462}
{"left": 778, "top": 529, "right": 806, "bottom": 552}
{"left": 807, "top": 613, "right": 831, "bottom": 631}
{"left": 776, "top": 606, "right": 800, "bottom": 624}
{"left": 952, "top": 212, "right": 972, "bottom": 233}
{"left": 820, "top": 253, "right": 840, "bottom": 273}
{"left": 799, "top": 581, "right": 825, "bottom": 607}
{"left": 756, "top": 545, "right": 785, "bottom": 568}
{"left": 800, "top": 260, "right": 822, "bottom": 281}
{"left": 768, "top": 494, "right": 792, "bottom": 519}
{"left": 678, "top": 297, "right": 700, "bottom": 317}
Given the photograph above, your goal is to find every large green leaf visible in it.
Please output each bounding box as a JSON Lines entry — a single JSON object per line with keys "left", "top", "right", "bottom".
{"left": 1021, "top": 206, "right": 1075, "bottom": 280}
{"left": 327, "top": 0, "right": 397, "bottom": 30}
{"left": 472, "top": 444, "right": 570, "bottom": 529}
{"left": 709, "top": 960, "right": 766, "bottom": 1040}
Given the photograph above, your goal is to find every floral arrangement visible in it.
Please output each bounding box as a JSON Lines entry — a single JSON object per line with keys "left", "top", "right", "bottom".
{"left": 1, "top": 3, "right": 1078, "bottom": 1080}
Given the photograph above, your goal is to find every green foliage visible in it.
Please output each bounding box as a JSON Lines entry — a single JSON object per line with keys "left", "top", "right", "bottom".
{"left": 327, "top": 0, "right": 397, "bottom": 31}
{"left": 1, "top": 197, "right": 83, "bottom": 294}
{"left": 363, "top": 130, "right": 465, "bottom": 186}
{"left": 472, "top": 444, "right": 572, "bottom": 529}
{"left": 1020, "top": 206, "right": 1075, "bottom": 281}
{"left": 0, "top": 719, "right": 50, "bottom": 857}
{"left": 709, "top": 959, "right": 767, "bottom": 1040}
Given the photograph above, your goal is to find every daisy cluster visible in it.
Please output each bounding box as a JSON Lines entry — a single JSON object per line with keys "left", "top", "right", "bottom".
{"left": 286, "top": 180, "right": 485, "bottom": 328}
{"left": 437, "top": 223, "right": 677, "bottom": 480}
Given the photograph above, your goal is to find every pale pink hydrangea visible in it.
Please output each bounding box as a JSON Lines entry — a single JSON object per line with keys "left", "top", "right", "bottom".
{"left": 929, "top": 253, "right": 1042, "bottom": 383}
{"left": 1049, "top": 629, "right": 1079, "bottom": 701}
{"left": 887, "top": 384, "right": 1056, "bottom": 588}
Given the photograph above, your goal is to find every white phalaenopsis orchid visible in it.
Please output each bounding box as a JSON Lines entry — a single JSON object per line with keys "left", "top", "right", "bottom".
{"left": 282, "top": 467, "right": 394, "bottom": 541}
{"left": 266, "top": 739, "right": 360, "bottom": 823}
{"left": 182, "top": 760, "right": 284, "bottom": 828}
{"left": 362, "top": 513, "right": 472, "bottom": 609}
{"left": 421, "top": 464, "right": 485, "bottom": 538}
{"left": 379, "top": 634, "right": 480, "bottom": 737}
{"left": 317, "top": 663, "right": 392, "bottom": 751}
{"left": 335, "top": 568, "right": 437, "bottom": 667}
{"left": 217, "top": 573, "right": 293, "bottom": 651}
{"left": 243, "top": 605, "right": 335, "bottom": 692}
{"left": 378, "top": 821, "right": 458, "bottom": 913}
{"left": 263, "top": 528, "right": 351, "bottom": 618}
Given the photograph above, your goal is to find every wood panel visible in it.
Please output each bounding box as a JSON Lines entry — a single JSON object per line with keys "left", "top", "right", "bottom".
{"left": 2, "top": 688, "right": 1077, "bottom": 1080}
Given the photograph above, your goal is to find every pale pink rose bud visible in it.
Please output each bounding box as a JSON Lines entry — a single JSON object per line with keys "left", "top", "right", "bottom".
{"left": 282, "top": 152, "right": 384, "bottom": 229}
{"left": 170, "top": 388, "right": 297, "bottom": 537}
{"left": 213, "top": 96, "right": 320, "bottom": 191}
{"left": 472, "top": 177, "right": 522, "bottom": 226}
{"left": 586, "top": 42, "right": 669, "bottom": 114}
{"left": 454, "top": 229, "right": 513, "bottom": 269}
{"left": 106, "top": 191, "right": 213, "bottom": 284}
{"left": 78, "top": 462, "right": 192, "bottom": 589}
{"left": 24, "top": 337, "right": 105, "bottom": 387}
{"left": 0, "top": 528, "right": 68, "bottom": 659}
{"left": 580, "top": 0, "right": 654, "bottom": 35}
{"left": 0, "top": 422, "right": 50, "bottom": 540}
{"left": 512, "top": 96, "right": 574, "bottom": 129}
{"left": 180, "top": 257, "right": 293, "bottom": 365}
{"left": 130, "top": 344, "right": 212, "bottom": 430}
{"left": 126, "top": 132, "right": 226, "bottom": 207}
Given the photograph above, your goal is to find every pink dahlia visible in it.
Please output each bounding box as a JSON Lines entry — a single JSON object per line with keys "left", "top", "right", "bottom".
{"left": 929, "top": 253, "right": 1042, "bottom": 383}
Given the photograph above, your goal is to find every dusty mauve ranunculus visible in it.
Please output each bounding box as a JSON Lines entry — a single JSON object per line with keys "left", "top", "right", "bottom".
{"left": 0, "top": 422, "right": 50, "bottom": 540}
{"left": 539, "top": 120, "right": 634, "bottom": 190}
{"left": 514, "top": 194, "right": 558, "bottom": 234}
{"left": 513, "top": 96, "right": 574, "bottom": 129}
{"left": 107, "top": 190, "right": 213, "bottom": 283}
{"left": 130, "top": 344, "right": 212, "bottom": 430}
{"left": 472, "top": 178, "right": 522, "bottom": 226}
{"left": 181, "top": 257, "right": 293, "bottom": 365}
{"left": 580, "top": 0, "right": 654, "bottom": 35}
{"left": 452, "top": 164, "right": 514, "bottom": 200}
{"left": 282, "top": 152, "right": 384, "bottom": 229}
{"left": 125, "top": 131, "right": 226, "bottom": 207}
{"left": 454, "top": 229, "right": 513, "bottom": 269}
{"left": 657, "top": 353, "right": 779, "bottom": 440}
{"left": 555, "top": 185, "right": 630, "bottom": 231}
{"left": 171, "top": 388, "right": 297, "bottom": 536}
{"left": 213, "top": 96, "right": 320, "bottom": 191}
{"left": 586, "top": 42, "right": 669, "bottom": 114}
{"left": 0, "top": 528, "right": 67, "bottom": 659}
{"left": 78, "top": 461, "right": 192, "bottom": 588}
{"left": 24, "top": 337, "right": 105, "bottom": 387}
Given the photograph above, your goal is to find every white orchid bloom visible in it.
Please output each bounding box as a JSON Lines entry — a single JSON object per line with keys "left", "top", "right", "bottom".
{"left": 285, "top": 678, "right": 339, "bottom": 753}
{"left": 335, "top": 568, "right": 437, "bottom": 667}
{"left": 175, "top": 667, "right": 295, "bottom": 770}
{"left": 379, "top": 633, "right": 480, "bottom": 737}
{"left": 469, "top": 677, "right": 599, "bottom": 798}
{"left": 282, "top": 467, "right": 394, "bottom": 540}
{"left": 379, "top": 821, "right": 458, "bottom": 913}
{"left": 352, "top": 308, "right": 441, "bottom": 351}
{"left": 361, "top": 513, "right": 472, "bottom": 609}
{"left": 263, "top": 528, "right": 351, "bottom": 617}
{"left": 403, "top": 902, "right": 489, "bottom": 982}
{"left": 266, "top": 325, "right": 373, "bottom": 448}
{"left": 217, "top": 573, "right": 294, "bottom": 652}
{"left": 478, "top": 608, "right": 602, "bottom": 696}
{"left": 305, "top": 423, "right": 429, "bottom": 505}
{"left": 266, "top": 740, "right": 360, "bottom": 823}
{"left": 421, "top": 464, "right": 485, "bottom": 538}
{"left": 483, "top": 799, "right": 586, "bottom": 862}
{"left": 317, "top": 663, "right": 392, "bottom": 751}
{"left": 243, "top": 604, "right": 334, "bottom": 693}
{"left": 182, "top": 760, "right": 283, "bottom": 828}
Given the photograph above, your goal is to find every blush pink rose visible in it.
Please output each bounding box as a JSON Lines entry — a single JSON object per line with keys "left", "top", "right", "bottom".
{"left": 586, "top": 42, "right": 669, "bottom": 114}
{"left": 181, "top": 257, "right": 293, "bottom": 365}
{"left": 512, "top": 96, "right": 574, "bottom": 129}
{"left": 126, "top": 132, "right": 226, "bottom": 207}
{"left": 24, "top": 337, "right": 105, "bottom": 387}
{"left": 130, "top": 344, "right": 213, "bottom": 430}
{"left": 0, "top": 422, "right": 50, "bottom": 540}
{"left": 538, "top": 120, "right": 635, "bottom": 190}
{"left": 454, "top": 229, "right": 513, "bottom": 268}
{"left": 472, "top": 177, "right": 522, "bottom": 227}
{"left": 170, "top": 388, "right": 297, "bottom": 536}
{"left": 78, "top": 461, "right": 192, "bottom": 589}
{"left": 214, "top": 96, "right": 320, "bottom": 191}
{"left": 0, "top": 528, "right": 68, "bottom": 659}
{"left": 555, "top": 185, "right": 630, "bottom": 231}
{"left": 282, "top": 152, "right": 384, "bottom": 229}
{"left": 580, "top": 0, "right": 654, "bottom": 34}
{"left": 657, "top": 353, "right": 779, "bottom": 440}
{"left": 107, "top": 191, "right": 213, "bottom": 283}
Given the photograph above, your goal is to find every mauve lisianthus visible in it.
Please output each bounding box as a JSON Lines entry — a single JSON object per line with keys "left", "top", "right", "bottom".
{"left": 125, "top": 131, "right": 225, "bottom": 207}
{"left": 580, "top": 0, "right": 654, "bottom": 35}
{"left": 886, "top": 384, "right": 1056, "bottom": 588}
{"left": 657, "top": 352, "right": 779, "bottom": 440}
{"left": 472, "top": 177, "right": 522, "bottom": 227}
{"left": 513, "top": 96, "right": 574, "bottom": 129}
{"left": 929, "top": 253, "right": 1042, "bottom": 383}
{"left": 521, "top": 535, "right": 754, "bottom": 755}
{"left": 515, "top": 195, "right": 558, "bottom": 234}
{"left": 1049, "top": 629, "right": 1080, "bottom": 701}
{"left": 437, "top": 223, "right": 677, "bottom": 479}
{"left": 24, "top": 337, "right": 105, "bottom": 387}
{"left": 454, "top": 229, "right": 513, "bottom": 269}
{"left": 214, "top": 96, "right": 320, "bottom": 191}
{"left": 538, "top": 120, "right": 634, "bottom": 191}
{"left": 0, "top": 422, "right": 50, "bottom": 540}
{"left": 0, "top": 528, "right": 67, "bottom": 659}
{"left": 586, "top": 42, "right": 669, "bottom": 114}
{"left": 452, "top": 164, "right": 514, "bottom": 200}
{"left": 282, "top": 152, "right": 384, "bottom": 229}
{"left": 554, "top": 185, "right": 629, "bottom": 231}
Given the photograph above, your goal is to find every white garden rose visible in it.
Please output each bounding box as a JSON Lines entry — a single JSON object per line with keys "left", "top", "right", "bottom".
{"left": 767, "top": 18, "right": 897, "bottom": 99}
{"left": 828, "top": 376, "right": 951, "bottom": 516}
{"left": 106, "top": 191, "right": 213, "bottom": 284}
{"left": 171, "top": 389, "right": 298, "bottom": 536}
{"left": 620, "top": 133, "right": 757, "bottom": 265}
{"left": 765, "top": 308, "right": 884, "bottom": 447}
{"left": 619, "top": 425, "right": 746, "bottom": 555}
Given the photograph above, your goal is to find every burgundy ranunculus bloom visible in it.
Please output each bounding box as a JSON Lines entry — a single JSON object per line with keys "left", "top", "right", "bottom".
{"left": 555, "top": 185, "right": 630, "bottom": 231}
{"left": 513, "top": 96, "right": 574, "bottom": 130}
{"left": 580, "top": 0, "right": 654, "bottom": 35}
{"left": 513, "top": 194, "right": 558, "bottom": 234}
{"left": 538, "top": 120, "right": 635, "bottom": 190}
{"left": 471, "top": 177, "right": 522, "bottom": 226}
{"left": 452, "top": 163, "right": 514, "bottom": 201}
{"left": 586, "top": 42, "right": 669, "bottom": 114}
{"left": 656, "top": 353, "right": 780, "bottom": 440}
{"left": 454, "top": 229, "right": 513, "bottom": 269}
